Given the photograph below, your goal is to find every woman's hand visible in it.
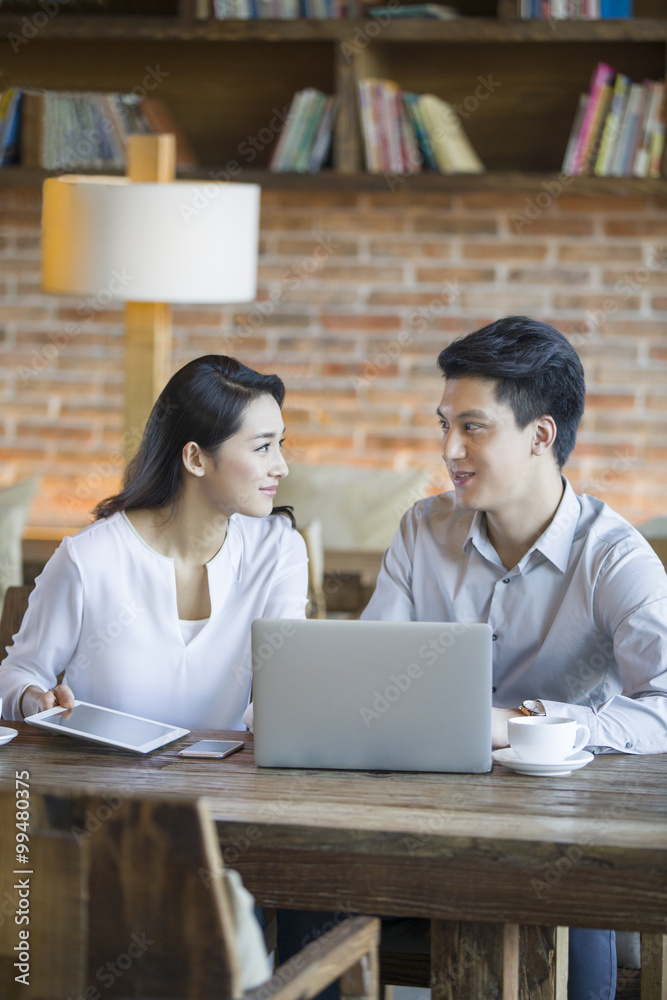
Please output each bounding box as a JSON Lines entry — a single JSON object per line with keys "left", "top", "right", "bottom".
{"left": 20, "top": 683, "right": 75, "bottom": 719}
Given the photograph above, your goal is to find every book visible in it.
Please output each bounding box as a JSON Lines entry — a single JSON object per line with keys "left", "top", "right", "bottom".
{"left": 562, "top": 93, "right": 588, "bottom": 174}
{"left": 632, "top": 81, "right": 658, "bottom": 178}
{"left": 269, "top": 90, "right": 301, "bottom": 170}
{"left": 358, "top": 79, "right": 380, "bottom": 172}
{"left": 418, "top": 93, "right": 484, "bottom": 174}
{"left": 600, "top": 0, "right": 632, "bottom": 15}
{"left": 571, "top": 63, "right": 615, "bottom": 175}
{"left": 618, "top": 82, "right": 648, "bottom": 176}
{"left": 371, "top": 80, "right": 392, "bottom": 173}
{"left": 580, "top": 80, "right": 614, "bottom": 174}
{"left": 594, "top": 72, "right": 630, "bottom": 176}
{"left": 275, "top": 90, "right": 318, "bottom": 170}
{"left": 0, "top": 89, "right": 22, "bottom": 167}
{"left": 379, "top": 81, "right": 403, "bottom": 173}
{"left": 397, "top": 95, "right": 422, "bottom": 174}
{"left": 648, "top": 81, "right": 665, "bottom": 178}
{"left": 308, "top": 96, "right": 337, "bottom": 172}
{"left": 403, "top": 92, "right": 438, "bottom": 171}
{"left": 608, "top": 81, "right": 639, "bottom": 175}
{"left": 293, "top": 90, "right": 327, "bottom": 172}
{"left": 269, "top": 88, "right": 336, "bottom": 173}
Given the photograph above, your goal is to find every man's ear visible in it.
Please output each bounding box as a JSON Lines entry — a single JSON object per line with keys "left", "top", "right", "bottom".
{"left": 532, "top": 415, "right": 557, "bottom": 456}
{"left": 182, "top": 441, "right": 206, "bottom": 477}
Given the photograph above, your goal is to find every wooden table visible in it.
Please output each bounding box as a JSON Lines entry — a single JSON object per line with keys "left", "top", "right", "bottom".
{"left": 1, "top": 724, "right": 666, "bottom": 999}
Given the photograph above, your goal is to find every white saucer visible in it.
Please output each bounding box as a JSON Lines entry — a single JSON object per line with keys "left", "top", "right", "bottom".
{"left": 492, "top": 748, "right": 594, "bottom": 776}
{"left": 0, "top": 726, "right": 18, "bottom": 746}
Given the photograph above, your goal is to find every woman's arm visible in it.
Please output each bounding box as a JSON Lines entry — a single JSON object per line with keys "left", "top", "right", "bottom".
{"left": 0, "top": 539, "right": 84, "bottom": 720}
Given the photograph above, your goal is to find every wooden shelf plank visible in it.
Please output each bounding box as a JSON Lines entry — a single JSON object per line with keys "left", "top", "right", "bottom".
{"left": 1, "top": 165, "right": 665, "bottom": 196}
{"left": 0, "top": 15, "right": 664, "bottom": 42}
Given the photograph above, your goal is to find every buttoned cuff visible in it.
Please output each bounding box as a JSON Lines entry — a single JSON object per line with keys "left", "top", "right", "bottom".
{"left": 539, "top": 700, "right": 600, "bottom": 749}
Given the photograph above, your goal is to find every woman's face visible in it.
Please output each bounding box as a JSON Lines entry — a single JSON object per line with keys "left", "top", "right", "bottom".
{"left": 195, "top": 394, "right": 289, "bottom": 518}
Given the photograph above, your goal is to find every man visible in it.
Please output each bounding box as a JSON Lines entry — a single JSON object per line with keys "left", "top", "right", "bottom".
{"left": 360, "top": 314, "right": 667, "bottom": 1000}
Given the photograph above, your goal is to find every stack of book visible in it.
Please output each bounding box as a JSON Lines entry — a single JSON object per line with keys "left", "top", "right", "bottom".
{"left": 562, "top": 63, "right": 665, "bottom": 178}
{"left": 358, "top": 79, "right": 484, "bottom": 175}
{"left": 269, "top": 89, "right": 337, "bottom": 172}
{"left": 201, "top": 0, "right": 348, "bottom": 16}
{"left": 0, "top": 89, "right": 197, "bottom": 171}
{"left": 520, "top": 0, "right": 631, "bottom": 17}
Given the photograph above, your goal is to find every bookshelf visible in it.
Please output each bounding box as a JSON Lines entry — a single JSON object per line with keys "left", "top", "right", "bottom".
{"left": 0, "top": 0, "right": 665, "bottom": 194}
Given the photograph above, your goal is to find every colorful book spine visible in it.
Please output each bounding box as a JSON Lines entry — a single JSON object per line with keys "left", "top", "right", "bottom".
{"left": 562, "top": 93, "right": 589, "bottom": 175}
{"left": 619, "top": 82, "right": 648, "bottom": 176}
{"left": 358, "top": 79, "right": 379, "bottom": 173}
{"left": 594, "top": 73, "right": 630, "bottom": 176}
{"left": 308, "top": 96, "right": 337, "bottom": 172}
{"left": 580, "top": 80, "right": 614, "bottom": 175}
{"left": 403, "top": 92, "right": 438, "bottom": 171}
{"left": 648, "top": 82, "right": 665, "bottom": 178}
{"left": 571, "top": 63, "right": 616, "bottom": 175}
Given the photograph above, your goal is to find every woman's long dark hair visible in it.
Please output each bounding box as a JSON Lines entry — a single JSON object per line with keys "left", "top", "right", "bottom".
{"left": 93, "top": 355, "right": 294, "bottom": 525}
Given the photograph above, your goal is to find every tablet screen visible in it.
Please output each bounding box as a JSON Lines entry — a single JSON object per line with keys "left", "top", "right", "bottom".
{"left": 45, "top": 703, "right": 178, "bottom": 748}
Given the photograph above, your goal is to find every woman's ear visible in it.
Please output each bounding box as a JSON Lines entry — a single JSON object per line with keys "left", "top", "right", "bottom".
{"left": 532, "top": 415, "right": 557, "bottom": 456}
{"left": 182, "top": 441, "right": 206, "bottom": 477}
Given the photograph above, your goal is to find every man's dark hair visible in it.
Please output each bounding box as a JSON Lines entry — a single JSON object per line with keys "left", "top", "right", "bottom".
{"left": 437, "top": 316, "right": 585, "bottom": 468}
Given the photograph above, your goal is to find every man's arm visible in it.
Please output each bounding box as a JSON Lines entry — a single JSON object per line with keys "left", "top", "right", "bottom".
{"left": 541, "top": 542, "right": 667, "bottom": 754}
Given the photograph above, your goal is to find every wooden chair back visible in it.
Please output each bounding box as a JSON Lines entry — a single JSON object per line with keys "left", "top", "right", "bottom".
{"left": 0, "top": 789, "right": 380, "bottom": 1000}
{"left": 0, "top": 790, "right": 240, "bottom": 999}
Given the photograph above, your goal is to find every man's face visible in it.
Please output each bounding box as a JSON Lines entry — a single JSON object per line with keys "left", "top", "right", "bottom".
{"left": 437, "top": 376, "right": 543, "bottom": 517}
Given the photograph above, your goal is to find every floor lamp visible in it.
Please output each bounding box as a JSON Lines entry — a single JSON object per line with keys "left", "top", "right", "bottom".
{"left": 41, "top": 134, "right": 261, "bottom": 457}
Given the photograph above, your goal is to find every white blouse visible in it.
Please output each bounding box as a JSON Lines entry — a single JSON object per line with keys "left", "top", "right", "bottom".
{"left": 0, "top": 510, "right": 308, "bottom": 729}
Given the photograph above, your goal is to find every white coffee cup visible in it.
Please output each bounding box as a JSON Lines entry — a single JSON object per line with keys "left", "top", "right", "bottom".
{"left": 508, "top": 716, "right": 590, "bottom": 764}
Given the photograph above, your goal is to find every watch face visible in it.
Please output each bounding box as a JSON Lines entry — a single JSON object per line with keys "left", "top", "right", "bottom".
{"left": 523, "top": 700, "right": 542, "bottom": 716}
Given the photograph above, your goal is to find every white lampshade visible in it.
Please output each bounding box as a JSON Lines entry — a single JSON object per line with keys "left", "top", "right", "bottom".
{"left": 42, "top": 176, "right": 260, "bottom": 304}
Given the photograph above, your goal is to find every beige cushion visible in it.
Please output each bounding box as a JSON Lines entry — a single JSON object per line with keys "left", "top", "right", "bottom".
{"left": 278, "top": 464, "right": 433, "bottom": 552}
{"left": 0, "top": 478, "right": 38, "bottom": 614}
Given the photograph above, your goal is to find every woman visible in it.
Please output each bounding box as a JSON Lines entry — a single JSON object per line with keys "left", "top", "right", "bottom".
{"left": 0, "top": 355, "right": 308, "bottom": 728}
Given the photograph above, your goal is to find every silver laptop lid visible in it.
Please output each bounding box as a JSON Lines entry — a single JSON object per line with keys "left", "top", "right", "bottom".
{"left": 252, "top": 619, "right": 492, "bottom": 773}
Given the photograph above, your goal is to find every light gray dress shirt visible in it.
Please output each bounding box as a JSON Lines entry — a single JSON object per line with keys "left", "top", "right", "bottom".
{"left": 361, "top": 478, "right": 667, "bottom": 754}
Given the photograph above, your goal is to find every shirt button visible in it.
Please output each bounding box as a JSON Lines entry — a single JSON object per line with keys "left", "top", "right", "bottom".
{"left": 625, "top": 742, "right": 634, "bottom": 749}
{"left": 492, "top": 634, "right": 498, "bottom": 641}
{"left": 503, "top": 578, "right": 510, "bottom": 584}
{"left": 492, "top": 686, "right": 497, "bottom": 693}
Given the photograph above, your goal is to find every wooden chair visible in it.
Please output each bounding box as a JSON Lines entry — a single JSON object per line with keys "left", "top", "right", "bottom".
{"left": 0, "top": 789, "right": 380, "bottom": 1000}
{"left": 298, "top": 521, "right": 327, "bottom": 619}
{"left": 379, "top": 922, "right": 658, "bottom": 1000}
{"left": 0, "top": 584, "right": 33, "bottom": 660}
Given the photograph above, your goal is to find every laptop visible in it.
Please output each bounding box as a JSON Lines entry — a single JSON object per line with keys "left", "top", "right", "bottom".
{"left": 251, "top": 619, "right": 492, "bottom": 773}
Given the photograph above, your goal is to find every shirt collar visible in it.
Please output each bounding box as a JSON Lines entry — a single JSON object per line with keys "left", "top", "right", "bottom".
{"left": 461, "top": 476, "right": 580, "bottom": 574}
{"left": 532, "top": 476, "right": 580, "bottom": 573}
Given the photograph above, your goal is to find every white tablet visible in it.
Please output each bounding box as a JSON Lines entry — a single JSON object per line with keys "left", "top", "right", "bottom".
{"left": 25, "top": 700, "right": 190, "bottom": 754}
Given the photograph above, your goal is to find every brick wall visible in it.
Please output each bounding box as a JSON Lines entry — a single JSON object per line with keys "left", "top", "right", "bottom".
{"left": 1, "top": 183, "right": 666, "bottom": 531}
